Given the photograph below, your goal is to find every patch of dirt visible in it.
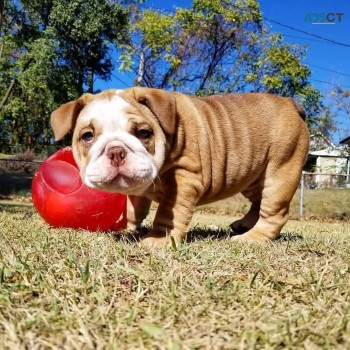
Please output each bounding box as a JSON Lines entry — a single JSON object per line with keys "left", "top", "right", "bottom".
{"left": 196, "top": 207, "right": 244, "bottom": 217}
{"left": 290, "top": 213, "right": 350, "bottom": 223}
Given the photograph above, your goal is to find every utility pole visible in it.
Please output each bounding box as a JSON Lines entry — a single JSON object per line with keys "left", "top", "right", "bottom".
{"left": 136, "top": 46, "right": 145, "bottom": 86}
{"left": 299, "top": 171, "right": 305, "bottom": 216}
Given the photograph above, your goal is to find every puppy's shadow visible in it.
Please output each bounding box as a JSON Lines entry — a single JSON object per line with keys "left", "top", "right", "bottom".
{"left": 188, "top": 228, "right": 303, "bottom": 243}
{"left": 111, "top": 226, "right": 303, "bottom": 244}
{"left": 275, "top": 232, "right": 303, "bottom": 242}
{"left": 187, "top": 226, "right": 234, "bottom": 242}
{"left": 110, "top": 226, "right": 232, "bottom": 244}
{"left": 111, "top": 227, "right": 146, "bottom": 244}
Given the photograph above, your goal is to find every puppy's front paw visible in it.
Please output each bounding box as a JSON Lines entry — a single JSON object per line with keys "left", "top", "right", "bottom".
{"left": 231, "top": 229, "right": 271, "bottom": 243}
{"left": 140, "top": 232, "right": 181, "bottom": 249}
{"left": 140, "top": 234, "right": 170, "bottom": 248}
{"left": 126, "top": 222, "right": 138, "bottom": 230}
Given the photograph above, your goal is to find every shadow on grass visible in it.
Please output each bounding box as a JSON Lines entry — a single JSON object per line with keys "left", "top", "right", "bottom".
{"left": 114, "top": 226, "right": 304, "bottom": 244}
{"left": 275, "top": 232, "right": 303, "bottom": 242}
{"left": 188, "top": 228, "right": 303, "bottom": 243}
{"left": 188, "top": 229, "right": 303, "bottom": 243}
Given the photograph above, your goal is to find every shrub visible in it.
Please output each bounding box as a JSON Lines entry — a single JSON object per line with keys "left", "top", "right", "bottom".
{"left": 0, "top": 150, "right": 40, "bottom": 174}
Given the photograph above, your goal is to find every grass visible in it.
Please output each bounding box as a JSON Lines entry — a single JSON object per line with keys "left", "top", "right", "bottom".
{"left": 198, "top": 189, "right": 350, "bottom": 219}
{"left": 1, "top": 171, "right": 350, "bottom": 219}
{"left": 292, "top": 188, "right": 350, "bottom": 218}
{"left": 1, "top": 208, "right": 350, "bottom": 349}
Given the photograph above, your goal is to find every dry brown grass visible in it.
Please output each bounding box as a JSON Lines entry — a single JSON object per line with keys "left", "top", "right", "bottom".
{"left": 198, "top": 189, "right": 350, "bottom": 220}
{"left": 1, "top": 208, "right": 350, "bottom": 349}
{"left": 1, "top": 170, "right": 349, "bottom": 220}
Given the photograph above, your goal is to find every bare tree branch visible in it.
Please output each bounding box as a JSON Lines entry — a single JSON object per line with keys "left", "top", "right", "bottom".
{"left": 0, "top": 58, "right": 33, "bottom": 111}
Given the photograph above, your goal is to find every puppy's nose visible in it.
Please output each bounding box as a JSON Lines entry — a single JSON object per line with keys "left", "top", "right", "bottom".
{"left": 107, "top": 146, "right": 126, "bottom": 166}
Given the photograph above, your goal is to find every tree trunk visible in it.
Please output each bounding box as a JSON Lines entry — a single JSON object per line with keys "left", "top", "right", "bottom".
{"left": 0, "top": 0, "right": 4, "bottom": 36}
{"left": 0, "top": 78, "right": 16, "bottom": 110}
{"left": 0, "top": 59, "right": 33, "bottom": 111}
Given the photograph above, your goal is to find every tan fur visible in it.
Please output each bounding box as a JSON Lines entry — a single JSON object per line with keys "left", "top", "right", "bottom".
{"left": 51, "top": 88, "right": 309, "bottom": 247}
{"left": 51, "top": 93, "right": 93, "bottom": 141}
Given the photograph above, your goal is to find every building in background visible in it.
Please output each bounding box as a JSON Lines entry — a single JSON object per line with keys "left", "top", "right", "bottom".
{"left": 305, "top": 139, "right": 350, "bottom": 188}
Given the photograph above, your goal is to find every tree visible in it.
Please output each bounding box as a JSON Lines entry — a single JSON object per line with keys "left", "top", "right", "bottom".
{"left": 120, "top": 0, "right": 323, "bottom": 122}
{"left": 47, "top": 0, "right": 128, "bottom": 94}
{"left": 121, "top": 0, "right": 263, "bottom": 94}
{"left": 0, "top": 0, "right": 132, "bottom": 151}
{"left": 330, "top": 87, "right": 350, "bottom": 140}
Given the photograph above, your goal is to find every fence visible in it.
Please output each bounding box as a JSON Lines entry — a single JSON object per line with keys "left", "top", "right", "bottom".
{"left": 0, "top": 157, "right": 43, "bottom": 174}
{"left": 302, "top": 171, "right": 350, "bottom": 190}
{"left": 0, "top": 159, "right": 349, "bottom": 219}
{"left": 299, "top": 172, "right": 350, "bottom": 216}
{"left": 0, "top": 144, "right": 59, "bottom": 157}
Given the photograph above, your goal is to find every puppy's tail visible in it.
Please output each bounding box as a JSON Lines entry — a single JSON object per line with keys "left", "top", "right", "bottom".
{"left": 289, "top": 98, "right": 306, "bottom": 121}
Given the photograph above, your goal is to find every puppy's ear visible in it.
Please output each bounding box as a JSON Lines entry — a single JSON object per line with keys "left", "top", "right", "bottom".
{"left": 133, "top": 87, "right": 176, "bottom": 135}
{"left": 50, "top": 93, "right": 93, "bottom": 141}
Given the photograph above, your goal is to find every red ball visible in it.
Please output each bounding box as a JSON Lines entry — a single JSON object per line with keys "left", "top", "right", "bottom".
{"left": 32, "top": 147, "right": 127, "bottom": 231}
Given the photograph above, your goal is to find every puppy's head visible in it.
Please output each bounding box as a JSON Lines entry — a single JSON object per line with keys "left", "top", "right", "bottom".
{"left": 51, "top": 87, "right": 176, "bottom": 194}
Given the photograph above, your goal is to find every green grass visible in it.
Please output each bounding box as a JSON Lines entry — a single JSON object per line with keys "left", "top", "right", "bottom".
{"left": 1, "top": 209, "right": 350, "bottom": 349}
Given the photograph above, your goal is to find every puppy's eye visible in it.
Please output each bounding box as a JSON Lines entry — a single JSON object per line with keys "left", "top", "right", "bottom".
{"left": 136, "top": 129, "right": 153, "bottom": 139}
{"left": 81, "top": 131, "right": 94, "bottom": 144}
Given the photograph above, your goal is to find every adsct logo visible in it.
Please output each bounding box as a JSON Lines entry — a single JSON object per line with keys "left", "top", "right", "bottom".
{"left": 304, "top": 13, "right": 344, "bottom": 24}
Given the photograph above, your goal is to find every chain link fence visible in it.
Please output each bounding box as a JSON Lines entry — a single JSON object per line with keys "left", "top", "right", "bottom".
{"left": 299, "top": 172, "right": 350, "bottom": 217}
{"left": 302, "top": 172, "right": 350, "bottom": 190}
{"left": 1, "top": 149, "right": 349, "bottom": 220}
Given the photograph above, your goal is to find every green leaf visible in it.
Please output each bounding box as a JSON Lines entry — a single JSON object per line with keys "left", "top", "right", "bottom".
{"left": 142, "top": 323, "right": 165, "bottom": 338}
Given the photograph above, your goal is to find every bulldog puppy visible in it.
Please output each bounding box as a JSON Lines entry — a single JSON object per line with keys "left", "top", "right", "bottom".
{"left": 51, "top": 87, "right": 309, "bottom": 247}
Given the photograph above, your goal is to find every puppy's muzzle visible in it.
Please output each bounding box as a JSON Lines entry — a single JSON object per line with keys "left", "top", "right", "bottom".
{"left": 107, "top": 146, "right": 126, "bottom": 167}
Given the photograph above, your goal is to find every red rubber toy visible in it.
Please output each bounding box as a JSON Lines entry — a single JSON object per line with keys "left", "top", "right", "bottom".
{"left": 32, "top": 147, "right": 127, "bottom": 231}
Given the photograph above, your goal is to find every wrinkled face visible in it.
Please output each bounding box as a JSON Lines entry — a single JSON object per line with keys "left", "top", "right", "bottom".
{"left": 72, "top": 92, "right": 166, "bottom": 195}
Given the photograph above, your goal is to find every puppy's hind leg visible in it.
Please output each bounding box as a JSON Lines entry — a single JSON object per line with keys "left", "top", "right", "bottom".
{"left": 232, "top": 158, "right": 304, "bottom": 242}
{"left": 230, "top": 182, "right": 263, "bottom": 234}
{"left": 230, "top": 199, "right": 261, "bottom": 234}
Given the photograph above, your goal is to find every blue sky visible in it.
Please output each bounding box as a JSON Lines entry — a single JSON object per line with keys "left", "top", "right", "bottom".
{"left": 95, "top": 0, "right": 350, "bottom": 142}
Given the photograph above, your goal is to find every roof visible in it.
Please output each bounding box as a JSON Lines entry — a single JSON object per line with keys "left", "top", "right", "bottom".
{"left": 309, "top": 146, "right": 348, "bottom": 158}
{"left": 340, "top": 135, "right": 350, "bottom": 145}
